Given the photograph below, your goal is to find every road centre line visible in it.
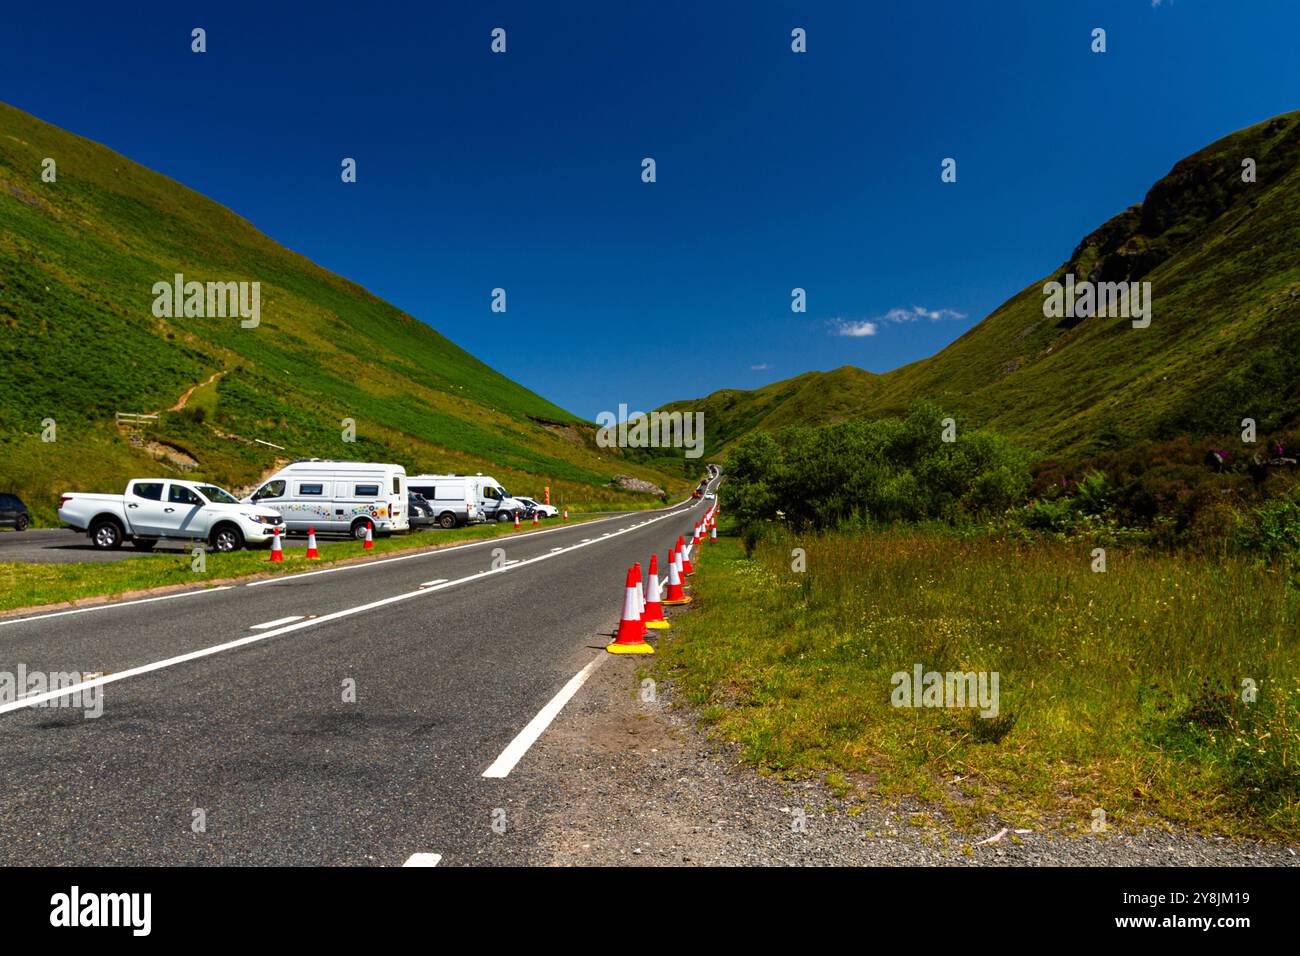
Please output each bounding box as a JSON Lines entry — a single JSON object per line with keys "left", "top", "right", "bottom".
{"left": 0, "top": 505, "right": 690, "bottom": 717}
{"left": 250, "top": 615, "right": 303, "bottom": 630}
{"left": 402, "top": 853, "right": 443, "bottom": 867}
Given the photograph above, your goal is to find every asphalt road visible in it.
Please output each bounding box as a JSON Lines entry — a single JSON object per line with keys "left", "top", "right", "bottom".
{"left": 0, "top": 474, "right": 720, "bottom": 865}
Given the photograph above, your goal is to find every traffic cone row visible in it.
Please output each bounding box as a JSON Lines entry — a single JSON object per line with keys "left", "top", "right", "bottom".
{"left": 605, "top": 491, "right": 717, "bottom": 653}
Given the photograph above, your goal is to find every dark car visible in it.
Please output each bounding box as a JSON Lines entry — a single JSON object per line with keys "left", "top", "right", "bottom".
{"left": 0, "top": 493, "right": 30, "bottom": 531}
{"left": 407, "top": 492, "right": 434, "bottom": 529}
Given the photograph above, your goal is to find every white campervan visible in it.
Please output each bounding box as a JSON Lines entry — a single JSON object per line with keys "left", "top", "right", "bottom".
{"left": 245, "top": 460, "right": 409, "bottom": 538}
{"left": 407, "top": 473, "right": 526, "bottom": 525}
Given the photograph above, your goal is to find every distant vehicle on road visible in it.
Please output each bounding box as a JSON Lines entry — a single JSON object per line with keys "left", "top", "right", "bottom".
{"left": 245, "top": 460, "right": 410, "bottom": 538}
{"left": 516, "top": 497, "right": 558, "bottom": 518}
{"left": 704, "top": 492, "right": 716, "bottom": 500}
{"left": 407, "top": 492, "right": 434, "bottom": 529}
{"left": 408, "top": 473, "right": 526, "bottom": 525}
{"left": 0, "top": 493, "right": 30, "bottom": 531}
{"left": 59, "top": 480, "right": 283, "bottom": 552}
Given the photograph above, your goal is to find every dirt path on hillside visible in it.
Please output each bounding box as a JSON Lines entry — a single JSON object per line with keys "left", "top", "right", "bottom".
{"left": 168, "top": 369, "right": 224, "bottom": 412}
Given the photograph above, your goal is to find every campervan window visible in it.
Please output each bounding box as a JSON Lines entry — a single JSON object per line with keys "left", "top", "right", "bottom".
{"left": 355, "top": 484, "right": 380, "bottom": 497}
{"left": 391, "top": 476, "right": 401, "bottom": 495}
{"left": 298, "top": 483, "right": 325, "bottom": 496}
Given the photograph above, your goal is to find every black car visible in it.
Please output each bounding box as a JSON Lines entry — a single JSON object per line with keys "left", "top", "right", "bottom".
{"left": 407, "top": 492, "right": 434, "bottom": 529}
{"left": 0, "top": 493, "right": 30, "bottom": 531}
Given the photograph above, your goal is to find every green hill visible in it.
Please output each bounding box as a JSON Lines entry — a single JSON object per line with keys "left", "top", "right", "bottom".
{"left": 0, "top": 102, "right": 688, "bottom": 521}
{"left": 667, "top": 112, "right": 1300, "bottom": 463}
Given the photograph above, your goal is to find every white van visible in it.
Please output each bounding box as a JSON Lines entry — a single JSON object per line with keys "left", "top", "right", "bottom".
{"left": 245, "top": 460, "right": 409, "bottom": 538}
{"left": 407, "top": 473, "right": 526, "bottom": 525}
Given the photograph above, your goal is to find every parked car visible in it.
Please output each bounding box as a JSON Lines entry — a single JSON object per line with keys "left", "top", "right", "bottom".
{"left": 515, "top": 497, "right": 558, "bottom": 518}
{"left": 407, "top": 473, "right": 526, "bottom": 525}
{"left": 0, "top": 493, "right": 30, "bottom": 531}
{"left": 244, "top": 460, "right": 410, "bottom": 539}
{"left": 58, "top": 479, "right": 284, "bottom": 551}
{"left": 407, "top": 492, "right": 434, "bottom": 529}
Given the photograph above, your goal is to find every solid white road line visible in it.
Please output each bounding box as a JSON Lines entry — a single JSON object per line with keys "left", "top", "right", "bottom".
{"left": 0, "top": 586, "right": 235, "bottom": 628}
{"left": 402, "top": 853, "right": 443, "bottom": 867}
{"left": 481, "top": 655, "right": 605, "bottom": 779}
{"left": 419, "top": 579, "right": 449, "bottom": 588}
{"left": 0, "top": 505, "right": 688, "bottom": 717}
{"left": 250, "top": 615, "right": 304, "bottom": 630}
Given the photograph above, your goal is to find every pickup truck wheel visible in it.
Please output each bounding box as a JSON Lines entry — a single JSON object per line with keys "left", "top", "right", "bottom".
{"left": 131, "top": 539, "right": 157, "bottom": 551}
{"left": 210, "top": 524, "right": 244, "bottom": 553}
{"left": 437, "top": 512, "right": 457, "bottom": 530}
{"left": 15, "top": 515, "right": 28, "bottom": 531}
{"left": 90, "top": 518, "right": 123, "bottom": 550}
{"left": 496, "top": 511, "right": 512, "bottom": 523}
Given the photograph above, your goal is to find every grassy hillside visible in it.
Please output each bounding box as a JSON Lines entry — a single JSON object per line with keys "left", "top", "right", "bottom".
{"left": 0, "top": 102, "right": 690, "bottom": 521}
{"left": 666, "top": 112, "right": 1300, "bottom": 463}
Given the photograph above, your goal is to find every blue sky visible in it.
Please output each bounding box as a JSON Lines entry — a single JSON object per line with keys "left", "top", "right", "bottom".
{"left": 3, "top": 1, "right": 1298, "bottom": 419}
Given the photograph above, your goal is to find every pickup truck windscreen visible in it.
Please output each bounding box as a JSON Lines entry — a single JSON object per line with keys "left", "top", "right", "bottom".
{"left": 196, "top": 485, "right": 239, "bottom": 504}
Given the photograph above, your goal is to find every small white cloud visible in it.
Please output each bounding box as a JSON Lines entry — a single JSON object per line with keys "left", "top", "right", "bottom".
{"left": 750, "top": 362, "right": 770, "bottom": 370}
{"left": 881, "top": 305, "right": 967, "bottom": 323}
{"left": 829, "top": 319, "right": 878, "bottom": 337}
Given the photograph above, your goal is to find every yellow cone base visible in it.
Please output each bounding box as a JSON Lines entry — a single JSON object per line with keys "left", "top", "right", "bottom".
{"left": 606, "top": 642, "right": 654, "bottom": 654}
{"left": 661, "top": 596, "right": 693, "bottom": 606}
{"left": 646, "top": 620, "right": 671, "bottom": 630}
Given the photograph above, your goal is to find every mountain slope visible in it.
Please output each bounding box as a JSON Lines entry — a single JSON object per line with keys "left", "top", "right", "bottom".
{"left": 0, "top": 102, "right": 686, "bottom": 519}
{"left": 668, "top": 111, "right": 1300, "bottom": 461}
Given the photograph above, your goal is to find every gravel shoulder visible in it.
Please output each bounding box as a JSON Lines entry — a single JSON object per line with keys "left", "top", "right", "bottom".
{"left": 518, "top": 630, "right": 1300, "bottom": 867}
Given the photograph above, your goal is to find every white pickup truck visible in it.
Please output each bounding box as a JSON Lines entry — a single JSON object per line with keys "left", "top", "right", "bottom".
{"left": 58, "top": 479, "right": 285, "bottom": 552}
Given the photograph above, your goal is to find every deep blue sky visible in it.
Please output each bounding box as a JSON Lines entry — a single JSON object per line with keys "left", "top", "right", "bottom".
{"left": 3, "top": 1, "right": 1298, "bottom": 419}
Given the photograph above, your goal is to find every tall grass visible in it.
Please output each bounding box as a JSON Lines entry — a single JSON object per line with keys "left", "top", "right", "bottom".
{"left": 659, "top": 527, "right": 1300, "bottom": 839}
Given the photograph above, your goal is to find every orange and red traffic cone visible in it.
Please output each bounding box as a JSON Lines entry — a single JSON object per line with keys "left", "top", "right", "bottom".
{"left": 306, "top": 527, "right": 320, "bottom": 559}
{"left": 270, "top": 527, "right": 284, "bottom": 562}
{"left": 679, "top": 534, "right": 694, "bottom": 575}
{"left": 364, "top": 522, "right": 374, "bottom": 550}
{"left": 607, "top": 566, "right": 654, "bottom": 654}
{"left": 644, "top": 553, "right": 670, "bottom": 628}
{"left": 514, "top": 513, "right": 520, "bottom": 531}
{"left": 663, "top": 546, "right": 692, "bottom": 605}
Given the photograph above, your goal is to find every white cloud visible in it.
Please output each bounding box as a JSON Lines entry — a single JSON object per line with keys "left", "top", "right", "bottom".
{"left": 880, "top": 305, "right": 967, "bottom": 323}
{"left": 829, "top": 319, "right": 878, "bottom": 337}
{"left": 750, "top": 362, "right": 770, "bottom": 370}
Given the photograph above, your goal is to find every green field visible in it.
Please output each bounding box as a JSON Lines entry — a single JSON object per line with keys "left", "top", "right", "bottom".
{"left": 658, "top": 524, "right": 1300, "bottom": 841}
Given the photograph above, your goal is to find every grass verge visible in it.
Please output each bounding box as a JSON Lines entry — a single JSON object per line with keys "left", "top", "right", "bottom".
{"left": 0, "top": 516, "right": 605, "bottom": 615}
{"left": 655, "top": 524, "right": 1300, "bottom": 842}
